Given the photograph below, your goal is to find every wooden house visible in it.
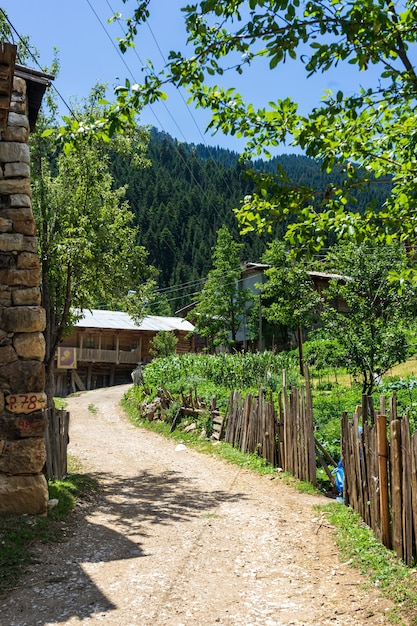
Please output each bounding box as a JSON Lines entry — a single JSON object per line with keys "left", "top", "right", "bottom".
{"left": 55, "top": 309, "right": 194, "bottom": 396}
{"left": 176, "top": 263, "right": 348, "bottom": 353}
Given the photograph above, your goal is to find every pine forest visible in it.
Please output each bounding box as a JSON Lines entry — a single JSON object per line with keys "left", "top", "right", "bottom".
{"left": 109, "top": 128, "right": 391, "bottom": 313}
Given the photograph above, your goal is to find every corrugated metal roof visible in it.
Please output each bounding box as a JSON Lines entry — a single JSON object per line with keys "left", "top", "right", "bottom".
{"left": 74, "top": 309, "right": 194, "bottom": 332}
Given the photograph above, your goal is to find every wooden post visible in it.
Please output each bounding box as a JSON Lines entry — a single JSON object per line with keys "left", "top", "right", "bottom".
{"left": 379, "top": 395, "right": 385, "bottom": 418}
{"left": 401, "top": 417, "right": 413, "bottom": 565}
{"left": 391, "top": 419, "right": 403, "bottom": 559}
{"left": 341, "top": 412, "right": 350, "bottom": 506}
{"left": 115, "top": 332, "right": 120, "bottom": 365}
{"left": 297, "top": 326, "right": 304, "bottom": 376}
{"left": 87, "top": 364, "right": 92, "bottom": 391}
{"left": 304, "top": 366, "right": 316, "bottom": 485}
{"left": 376, "top": 414, "right": 390, "bottom": 548}
{"left": 411, "top": 432, "right": 417, "bottom": 559}
{"left": 390, "top": 391, "right": 397, "bottom": 421}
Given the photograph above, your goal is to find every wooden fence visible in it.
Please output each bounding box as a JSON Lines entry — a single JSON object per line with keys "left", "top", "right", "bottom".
{"left": 44, "top": 408, "right": 70, "bottom": 480}
{"left": 224, "top": 389, "right": 280, "bottom": 466}
{"left": 223, "top": 369, "right": 317, "bottom": 485}
{"left": 223, "top": 381, "right": 417, "bottom": 565}
{"left": 279, "top": 370, "right": 317, "bottom": 485}
{"left": 342, "top": 394, "right": 417, "bottom": 565}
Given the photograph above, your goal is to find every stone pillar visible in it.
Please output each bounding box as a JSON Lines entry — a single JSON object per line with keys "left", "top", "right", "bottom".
{"left": 0, "top": 76, "right": 48, "bottom": 515}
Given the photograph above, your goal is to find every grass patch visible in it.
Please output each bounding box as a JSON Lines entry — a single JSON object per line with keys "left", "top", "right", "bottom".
{"left": 0, "top": 460, "right": 99, "bottom": 597}
{"left": 321, "top": 502, "right": 417, "bottom": 625}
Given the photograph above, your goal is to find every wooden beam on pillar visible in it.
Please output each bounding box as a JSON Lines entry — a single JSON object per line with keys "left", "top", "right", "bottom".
{"left": 0, "top": 43, "right": 16, "bottom": 130}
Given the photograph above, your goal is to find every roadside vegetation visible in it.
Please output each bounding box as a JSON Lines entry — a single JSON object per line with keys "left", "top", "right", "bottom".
{"left": 0, "top": 458, "right": 99, "bottom": 597}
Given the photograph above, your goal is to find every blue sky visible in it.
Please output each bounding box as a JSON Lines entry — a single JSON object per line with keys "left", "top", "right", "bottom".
{"left": 3, "top": 0, "right": 376, "bottom": 155}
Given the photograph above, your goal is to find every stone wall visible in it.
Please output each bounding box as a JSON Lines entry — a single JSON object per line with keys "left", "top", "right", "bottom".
{"left": 0, "top": 76, "right": 48, "bottom": 515}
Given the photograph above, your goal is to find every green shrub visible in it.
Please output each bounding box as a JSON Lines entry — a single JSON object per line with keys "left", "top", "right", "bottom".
{"left": 149, "top": 330, "right": 178, "bottom": 358}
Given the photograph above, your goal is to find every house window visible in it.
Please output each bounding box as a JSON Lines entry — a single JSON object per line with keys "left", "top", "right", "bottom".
{"left": 131, "top": 342, "right": 137, "bottom": 350}
{"left": 86, "top": 337, "right": 95, "bottom": 349}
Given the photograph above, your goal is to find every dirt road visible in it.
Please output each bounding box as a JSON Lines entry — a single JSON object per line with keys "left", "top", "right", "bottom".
{"left": 0, "top": 384, "right": 393, "bottom": 625}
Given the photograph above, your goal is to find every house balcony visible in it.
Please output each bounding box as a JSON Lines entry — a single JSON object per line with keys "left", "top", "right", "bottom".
{"left": 77, "top": 348, "right": 141, "bottom": 365}
{"left": 54, "top": 347, "right": 142, "bottom": 367}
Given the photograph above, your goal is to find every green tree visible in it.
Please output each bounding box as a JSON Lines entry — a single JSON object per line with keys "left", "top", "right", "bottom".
{"left": 31, "top": 89, "right": 151, "bottom": 403}
{"left": 189, "top": 225, "right": 252, "bottom": 350}
{"left": 322, "top": 243, "right": 417, "bottom": 394}
{"left": 113, "top": 1, "right": 417, "bottom": 253}
{"left": 259, "top": 240, "right": 322, "bottom": 370}
{"left": 149, "top": 330, "right": 178, "bottom": 358}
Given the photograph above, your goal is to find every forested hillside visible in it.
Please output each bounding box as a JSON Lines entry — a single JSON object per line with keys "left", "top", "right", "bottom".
{"left": 109, "top": 129, "right": 390, "bottom": 311}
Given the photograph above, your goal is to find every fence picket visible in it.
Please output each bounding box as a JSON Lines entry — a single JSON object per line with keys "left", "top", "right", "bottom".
{"left": 401, "top": 417, "right": 413, "bottom": 565}
{"left": 390, "top": 419, "right": 403, "bottom": 559}
{"left": 376, "top": 414, "right": 390, "bottom": 548}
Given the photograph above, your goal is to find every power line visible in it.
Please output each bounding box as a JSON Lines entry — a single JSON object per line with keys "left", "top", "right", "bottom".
{"left": 87, "top": 0, "right": 237, "bottom": 224}
{"left": 103, "top": 1, "right": 239, "bottom": 199}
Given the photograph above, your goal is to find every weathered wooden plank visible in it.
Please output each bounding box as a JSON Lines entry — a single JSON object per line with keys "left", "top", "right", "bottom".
{"left": 376, "top": 414, "right": 390, "bottom": 548}
{"left": 411, "top": 432, "right": 417, "bottom": 559}
{"left": 391, "top": 419, "right": 403, "bottom": 559}
{"left": 341, "top": 412, "right": 350, "bottom": 505}
{"left": 401, "top": 417, "right": 413, "bottom": 565}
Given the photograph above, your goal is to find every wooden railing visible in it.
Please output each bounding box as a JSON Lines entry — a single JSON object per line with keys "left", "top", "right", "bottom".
{"left": 77, "top": 348, "right": 140, "bottom": 364}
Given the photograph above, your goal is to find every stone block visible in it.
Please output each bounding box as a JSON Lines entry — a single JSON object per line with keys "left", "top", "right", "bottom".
{"left": 0, "top": 437, "right": 46, "bottom": 474}
{"left": 2, "top": 306, "right": 46, "bottom": 332}
{"left": 0, "top": 142, "right": 30, "bottom": 165}
{"left": 0, "top": 268, "right": 40, "bottom": 287}
{"left": 13, "top": 332, "right": 45, "bottom": 361}
{"left": 0, "top": 233, "right": 37, "bottom": 253}
{"left": 0, "top": 344, "right": 17, "bottom": 364}
{"left": 0, "top": 252, "right": 14, "bottom": 268}
{"left": 1, "top": 127, "right": 29, "bottom": 143}
{"left": 0, "top": 232, "right": 25, "bottom": 252}
{"left": 9, "top": 194, "right": 31, "bottom": 208}
{"left": 0, "top": 411, "right": 48, "bottom": 438}
{"left": 12, "top": 76, "right": 27, "bottom": 96}
{"left": 0, "top": 216, "right": 12, "bottom": 232}
{"left": 0, "top": 178, "right": 31, "bottom": 195}
{"left": 0, "top": 360, "right": 45, "bottom": 393}
{"left": 0, "top": 288, "right": 11, "bottom": 307}
{"left": 0, "top": 473, "right": 48, "bottom": 515}
{"left": 0, "top": 330, "right": 11, "bottom": 345}
{"left": 12, "top": 287, "right": 41, "bottom": 306}
{"left": 4, "top": 162, "right": 30, "bottom": 178}
{"left": 12, "top": 219, "right": 36, "bottom": 236}
{"left": 7, "top": 112, "right": 29, "bottom": 130}
{"left": 9, "top": 101, "right": 25, "bottom": 115}
{"left": 16, "top": 252, "right": 39, "bottom": 270}
{"left": 2, "top": 208, "right": 32, "bottom": 220}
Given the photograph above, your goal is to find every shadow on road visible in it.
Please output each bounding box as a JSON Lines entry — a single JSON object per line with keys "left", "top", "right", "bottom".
{"left": 1, "top": 466, "right": 247, "bottom": 625}
{"left": 90, "top": 468, "right": 247, "bottom": 537}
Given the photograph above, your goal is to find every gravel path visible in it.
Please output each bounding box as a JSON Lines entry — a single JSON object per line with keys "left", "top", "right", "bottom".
{"left": 0, "top": 384, "right": 393, "bottom": 625}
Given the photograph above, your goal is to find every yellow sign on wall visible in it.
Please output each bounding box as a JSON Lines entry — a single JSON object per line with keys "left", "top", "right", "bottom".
{"left": 57, "top": 347, "right": 77, "bottom": 369}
